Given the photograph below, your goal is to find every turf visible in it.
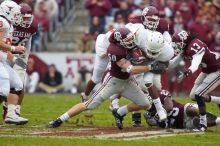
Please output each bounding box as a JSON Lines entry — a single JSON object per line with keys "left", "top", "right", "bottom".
{"left": 0, "top": 94, "right": 220, "bottom": 146}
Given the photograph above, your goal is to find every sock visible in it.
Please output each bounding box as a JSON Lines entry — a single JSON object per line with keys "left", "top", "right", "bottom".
{"left": 7, "top": 104, "right": 16, "bottom": 116}
{"left": 153, "top": 98, "right": 163, "bottom": 111}
{"left": 117, "top": 105, "right": 128, "bottom": 116}
{"left": 59, "top": 112, "right": 70, "bottom": 122}
{"left": 215, "top": 117, "right": 220, "bottom": 124}
{"left": 15, "top": 105, "right": 21, "bottom": 115}
{"left": 210, "top": 96, "right": 220, "bottom": 104}
{"left": 200, "top": 114, "right": 207, "bottom": 127}
{"left": 111, "top": 98, "right": 119, "bottom": 109}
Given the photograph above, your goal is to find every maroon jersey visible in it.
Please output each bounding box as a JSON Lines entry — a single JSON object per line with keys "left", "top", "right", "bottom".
{"left": 160, "top": 90, "right": 184, "bottom": 129}
{"left": 128, "top": 16, "right": 169, "bottom": 33}
{"left": 107, "top": 43, "right": 130, "bottom": 80}
{"left": 184, "top": 38, "right": 220, "bottom": 73}
{"left": 12, "top": 18, "right": 38, "bottom": 47}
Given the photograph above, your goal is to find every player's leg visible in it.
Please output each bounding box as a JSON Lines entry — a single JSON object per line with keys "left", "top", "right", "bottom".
{"left": 48, "top": 75, "right": 122, "bottom": 128}
{"left": 144, "top": 73, "right": 167, "bottom": 121}
{"left": 193, "top": 71, "right": 220, "bottom": 131}
{"left": 81, "top": 54, "right": 109, "bottom": 101}
{"left": 112, "top": 79, "right": 152, "bottom": 129}
{"left": 0, "top": 62, "right": 10, "bottom": 108}
{"left": 4, "top": 64, "right": 28, "bottom": 125}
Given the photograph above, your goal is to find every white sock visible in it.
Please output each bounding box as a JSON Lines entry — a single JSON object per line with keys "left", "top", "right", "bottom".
{"left": 117, "top": 105, "right": 128, "bottom": 116}
{"left": 200, "top": 114, "right": 207, "bottom": 127}
{"left": 7, "top": 104, "right": 16, "bottom": 116}
{"left": 111, "top": 98, "right": 119, "bottom": 109}
{"left": 16, "top": 105, "right": 21, "bottom": 115}
{"left": 153, "top": 98, "right": 163, "bottom": 111}
{"left": 59, "top": 112, "right": 70, "bottom": 122}
{"left": 210, "top": 96, "right": 220, "bottom": 104}
{"left": 215, "top": 117, "right": 220, "bottom": 124}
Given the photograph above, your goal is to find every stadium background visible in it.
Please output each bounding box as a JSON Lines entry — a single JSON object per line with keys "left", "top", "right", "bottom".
{"left": 12, "top": 0, "right": 220, "bottom": 95}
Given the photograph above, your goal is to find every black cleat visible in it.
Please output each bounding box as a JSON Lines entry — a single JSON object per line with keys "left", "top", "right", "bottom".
{"left": 112, "top": 109, "right": 124, "bottom": 130}
{"left": 193, "top": 123, "right": 207, "bottom": 132}
{"left": 48, "top": 118, "right": 63, "bottom": 128}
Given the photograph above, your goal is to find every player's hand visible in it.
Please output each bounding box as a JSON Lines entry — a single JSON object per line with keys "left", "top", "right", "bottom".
{"left": 177, "top": 69, "right": 192, "bottom": 83}
{"left": 150, "top": 62, "right": 167, "bottom": 72}
{"left": 13, "top": 46, "right": 26, "bottom": 54}
{"left": 117, "top": 58, "right": 131, "bottom": 69}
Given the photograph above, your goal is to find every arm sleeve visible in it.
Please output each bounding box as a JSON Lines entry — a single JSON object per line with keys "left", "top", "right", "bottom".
{"left": 188, "top": 51, "right": 205, "bottom": 73}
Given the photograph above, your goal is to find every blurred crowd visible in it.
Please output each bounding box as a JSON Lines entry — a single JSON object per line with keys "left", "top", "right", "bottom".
{"left": 81, "top": 0, "right": 220, "bottom": 53}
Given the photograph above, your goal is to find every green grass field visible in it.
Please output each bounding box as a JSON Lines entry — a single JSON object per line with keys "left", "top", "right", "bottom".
{"left": 0, "top": 94, "right": 220, "bottom": 146}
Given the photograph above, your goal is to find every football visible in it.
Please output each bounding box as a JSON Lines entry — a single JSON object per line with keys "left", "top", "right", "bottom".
{"left": 128, "top": 47, "right": 147, "bottom": 65}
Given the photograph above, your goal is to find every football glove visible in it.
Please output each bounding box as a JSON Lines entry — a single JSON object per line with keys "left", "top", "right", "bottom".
{"left": 177, "top": 69, "right": 192, "bottom": 83}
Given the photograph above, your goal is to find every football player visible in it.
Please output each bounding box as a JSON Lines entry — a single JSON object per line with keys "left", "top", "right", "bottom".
{"left": 144, "top": 90, "right": 220, "bottom": 130}
{"left": 171, "top": 30, "right": 220, "bottom": 131}
{"left": 3, "top": 3, "right": 38, "bottom": 124}
{"left": 110, "top": 6, "right": 174, "bottom": 127}
{"left": 0, "top": 0, "right": 28, "bottom": 125}
{"left": 47, "top": 27, "right": 166, "bottom": 128}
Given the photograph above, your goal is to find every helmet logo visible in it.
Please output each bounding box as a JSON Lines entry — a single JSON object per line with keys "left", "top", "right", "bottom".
{"left": 178, "top": 31, "right": 188, "bottom": 41}
{"left": 142, "top": 8, "right": 149, "bottom": 16}
{"left": 6, "top": 5, "right": 13, "bottom": 11}
{"left": 114, "top": 31, "right": 122, "bottom": 42}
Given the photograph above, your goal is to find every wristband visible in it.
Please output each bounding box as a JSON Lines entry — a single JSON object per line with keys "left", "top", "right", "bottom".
{"left": 10, "top": 46, "right": 16, "bottom": 52}
{"left": 147, "top": 64, "right": 152, "bottom": 71}
{"left": 126, "top": 65, "right": 133, "bottom": 73}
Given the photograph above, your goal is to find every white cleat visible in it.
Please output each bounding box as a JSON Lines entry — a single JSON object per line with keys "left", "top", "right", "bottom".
{"left": 5, "top": 114, "right": 28, "bottom": 125}
{"left": 157, "top": 108, "right": 167, "bottom": 121}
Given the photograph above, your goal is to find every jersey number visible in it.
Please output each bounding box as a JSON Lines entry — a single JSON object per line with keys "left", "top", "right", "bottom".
{"left": 12, "top": 37, "right": 29, "bottom": 46}
{"left": 190, "top": 43, "right": 204, "bottom": 54}
{"left": 167, "top": 107, "right": 179, "bottom": 126}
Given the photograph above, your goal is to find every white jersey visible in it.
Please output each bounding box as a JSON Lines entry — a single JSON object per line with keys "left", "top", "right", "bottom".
{"left": 95, "top": 31, "right": 112, "bottom": 57}
{"left": 0, "top": 16, "right": 13, "bottom": 63}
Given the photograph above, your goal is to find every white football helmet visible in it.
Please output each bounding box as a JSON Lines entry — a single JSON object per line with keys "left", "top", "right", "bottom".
{"left": 0, "top": 1, "right": 21, "bottom": 25}
{"left": 145, "top": 30, "right": 164, "bottom": 59}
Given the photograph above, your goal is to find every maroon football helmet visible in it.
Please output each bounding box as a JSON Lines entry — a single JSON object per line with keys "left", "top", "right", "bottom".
{"left": 141, "top": 6, "right": 160, "bottom": 30}
{"left": 172, "top": 30, "right": 189, "bottom": 55}
{"left": 19, "top": 3, "right": 33, "bottom": 28}
{"left": 111, "top": 27, "right": 136, "bottom": 49}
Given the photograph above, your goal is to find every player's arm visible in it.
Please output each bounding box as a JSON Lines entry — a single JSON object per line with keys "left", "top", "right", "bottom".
{"left": 188, "top": 51, "right": 205, "bottom": 73}
{"left": 0, "top": 31, "right": 26, "bottom": 54}
{"left": 117, "top": 58, "right": 167, "bottom": 74}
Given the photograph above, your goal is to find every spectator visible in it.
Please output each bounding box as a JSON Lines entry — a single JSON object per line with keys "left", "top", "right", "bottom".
{"left": 173, "top": 11, "right": 185, "bottom": 33}
{"left": 210, "top": 31, "right": 220, "bottom": 54}
{"left": 113, "top": 14, "right": 126, "bottom": 29}
{"left": 85, "top": 0, "right": 112, "bottom": 27}
{"left": 188, "top": 10, "right": 213, "bottom": 46}
{"left": 173, "top": 0, "right": 198, "bottom": 27}
{"left": 34, "top": 0, "right": 50, "bottom": 32}
{"left": 25, "top": 58, "right": 40, "bottom": 93}
{"left": 114, "top": 1, "right": 132, "bottom": 23}
{"left": 79, "top": 16, "right": 105, "bottom": 53}
{"left": 38, "top": 64, "right": 64, "bottom": 93}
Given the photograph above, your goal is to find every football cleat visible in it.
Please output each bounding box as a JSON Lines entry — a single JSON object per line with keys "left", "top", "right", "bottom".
{"left": 193, "top": 124, "right": 207, "bottom": 132}
{"left": 132, "top": 112, "right": 141, "bottom": 128}
{"left": 157, "top": 108, "right": 167, "bottom": 121}
{"left": 4, "top": 114, "right": 28, "bottom": 125}
{"left": 80, "top": 92, "right": 89, "bottom": 102}
{"left": 48, "top": 118, "right": 63, "bottom": 128}
{"left": 112, "top": 109, "right": 124, "bottom": 130}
